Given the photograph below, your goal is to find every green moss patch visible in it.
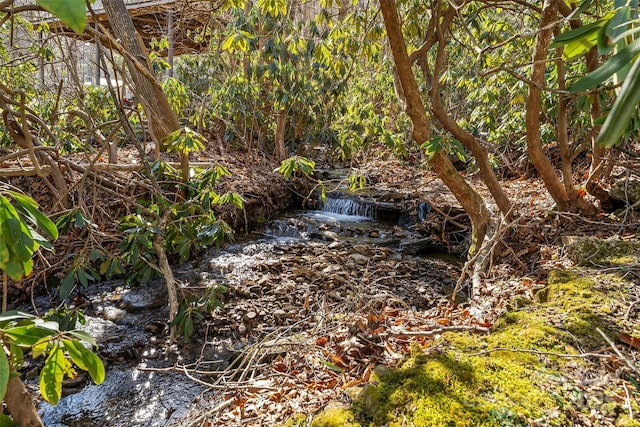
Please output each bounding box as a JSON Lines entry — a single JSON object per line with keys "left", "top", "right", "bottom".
{"left": 563, "top": 236, "right": 640, "bottom": 266}
{"left": 309, "top": 268, "right": 640, "bottom": 427}
{"left": 311, "top": 405, "right": 361, "bottom": 427}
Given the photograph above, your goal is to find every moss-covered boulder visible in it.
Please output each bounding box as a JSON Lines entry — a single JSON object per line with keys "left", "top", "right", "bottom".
{"left": 562, "top": 236, "right": 640, "bottom": 266}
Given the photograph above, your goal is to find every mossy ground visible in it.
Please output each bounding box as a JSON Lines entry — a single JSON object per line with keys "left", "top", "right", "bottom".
{"left": 304, "top": 266, "right": 640, "bottom": 427}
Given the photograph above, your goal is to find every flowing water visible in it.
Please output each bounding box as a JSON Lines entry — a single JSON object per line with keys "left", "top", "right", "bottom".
{"left": 37, "top": 192, "right": 452, "bottom": 426}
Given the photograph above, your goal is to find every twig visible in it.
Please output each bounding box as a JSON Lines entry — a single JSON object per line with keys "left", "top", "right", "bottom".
{"left": 469, "top": 346, "right": 613, "bottom": 359}
{"left": 623, "top": 381, "right": 633, "bottom": 420}
{"left": 189, "top": 396, "right": 246, "bottom": 427}
{"left": 2, "top": 273, "right": 6, "bottom": 313}
{"left": 624, "top": 300, "right": 639, "bottom": 321}
{"left": 596, "top": 328, "right": 640, "bottom": 375}
{"left": 429, "top": 203, "right": 468, "bottom": 229}
{"left": 385, "top": 325, "right": 491, "bottom": 337}
{"left": 452, "top": 209, "right": 519, "bottom": 301}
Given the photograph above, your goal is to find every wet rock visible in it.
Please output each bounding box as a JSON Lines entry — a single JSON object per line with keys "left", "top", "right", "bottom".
{"left": 118, "top": 281, "right": 168, "bottom": 313}
{"left": 39, "top": 368, "right": 205, "bottom": 427}
{"left": 96, "top": 306, "right": 126, "bottom": 322}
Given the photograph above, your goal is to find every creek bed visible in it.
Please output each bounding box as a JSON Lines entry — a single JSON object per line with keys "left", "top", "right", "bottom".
{"left": 36, "top": 198, "right": 463, "bottom": 426}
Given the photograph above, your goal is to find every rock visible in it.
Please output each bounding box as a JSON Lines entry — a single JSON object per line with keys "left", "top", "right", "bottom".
{"left": 97, "top": 306, "right": 126, "bottom": 321}
{"left": 609, "top": 179, "right": 640, "bottom": 204}
{"left": 118, "top": 282, "right": 167, "bottom": 312}
{"left": 401, "top": 238, "right": 440, "bottom": 255}
{"left": 563, "top": 236, "right": 640, "bottom": 266}
{"left": 349, "top": 253, "right": 369, "bottom": 265}
{"left": 352, "top": 245, "right": 371, "bottom": 255}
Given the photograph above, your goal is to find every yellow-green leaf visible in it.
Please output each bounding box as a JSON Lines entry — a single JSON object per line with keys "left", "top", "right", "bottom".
{"left": 0, "top": 350, "right": 10, "bottom": 401}
{"left": 62, "top": 340, "right": 105, "bottom": 384}
{"left": 40, "top": 344, "right": 74, "bottom": 405}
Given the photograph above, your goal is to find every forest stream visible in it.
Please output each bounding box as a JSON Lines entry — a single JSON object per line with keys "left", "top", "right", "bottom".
{"left": 34, "top": 191, "right": 462, "bottom": 426}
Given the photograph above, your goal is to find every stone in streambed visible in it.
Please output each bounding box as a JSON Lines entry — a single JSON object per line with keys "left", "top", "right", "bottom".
{"left": 118, "top": 281, "right": 168, "bottom": 312}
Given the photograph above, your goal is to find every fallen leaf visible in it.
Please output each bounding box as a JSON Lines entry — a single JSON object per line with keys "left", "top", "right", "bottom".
{"left": 618, "top": 332, "right": 640, "bottom": 349}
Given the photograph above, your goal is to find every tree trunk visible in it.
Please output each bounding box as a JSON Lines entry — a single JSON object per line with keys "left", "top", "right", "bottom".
{"left": 274, "top": 109, "right": 287, "bottom": 161}
{"left": 586, "top": 48, "right": 606, "bottom": 180}
{"left": 379, "top": 0, "right": 489, "bottom": 255}
{"left": 5, "top": 376, "right": 43, "bottom": 426}
{"left": 101, "top": 0, "right": 180, "bottom": 151}
{"left": 153, "top": 232, "right": 179, "bottom": 340}
{"left": 555, "top": 43, "right": 575, "bottom": 193}
{"left": 557, "top": 1, "right": 608, "bottom": 200}
{"left": 426, "top": 22, "right": 513, "bottom": 219}
{"left": 526, "top": 0, "right": 595, "bottom": 213}
{"left": 526, "top": 0, "right": 570, "bottom": 209}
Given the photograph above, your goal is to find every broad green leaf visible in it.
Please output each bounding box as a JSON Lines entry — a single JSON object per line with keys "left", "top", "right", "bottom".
{"left": 20, "top": 259, "right": 33, "bottom": 278}
{"left": 14, "top": 227, "right": 37, "bottom": 262}
{"left": 37, "top": 0, "right": 87, "bottom": 34}
{"left": 40, "top": 344, "right": 74, "bottom": 405}
{"left": 552, "top": 20, "right": 606, "bottom": 60}
{"left": 221, "top": 33, "right": 236, "bottom": 52}
{"left": 4, "top": 325, "right": 56, "bottom": 346}
{"left": 0, "top": 239, "right": 9, "bottom": 266}
{"left": 4, "top": 258, "right": 25, "bottom": 281}
{"left": 0, "top": 350, "right": 10, "bottom": 401}
{"left": 183, "top": 314, "right": 193, "bottom": 340}
{"left": 62, "top": 340, "right": 105, "bottom": 384}
{"left": 77, "top": 268, "right": 92, "bottom": 288}
{"left": 597, "top": 55, "right": 640, "bottom": 147}
{"left": 33, "top": 319, "right": 61, "bottom": 332}
{"left": 99, "top": 258, "right": 112, "bottom": 276}
{"left": 9, "top": 191, "right": 58, "bottom": 240}
{"left": 68, "top": 330, "right": 98, "bottom": 347}
{"left": 421, "top": 137, "right": 442, "bottom": 159}
{"left": 32, "top": 337, "right": 50, "bottom": 359}
{"left": 30, "top": 229, "right": 53, "bottom": 252}
{"left": 59, "top": 271, "right": 76, "bottom": 301}
{"left": 219, "top": 192, "right": 244, "bottom": 209}
{"left": 9, "top": 343, "right": 24, "bottom": 370}
{"left": 551, "top": 21, "right": 603, "bottom": 46}
{"left": 567, "top": 0, "right": 594, "bottom": 20}
{"left": 570, "top": 37, "right": 640, "bottom": 93}
{"left": 296, "top": 157, "right": 315, "bottom": 175}
{"left": 0, "top": 413, "right": 16, "bottom": 427}
{"left": 0, "top": 197, "right": 23, "bottom": 246}
{"left": 563, "top": 32, "right": 600, "bottom": 60}
{"left": 55, "top": 211, "right": 73, "bottom": 234}
{"left": 0, "top": 311, "right": 35, "bottom": 322}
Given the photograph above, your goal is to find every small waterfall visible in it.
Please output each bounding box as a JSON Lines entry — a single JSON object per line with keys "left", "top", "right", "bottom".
{"left": 321, "top": 196, "right": 375, "bottom": 218}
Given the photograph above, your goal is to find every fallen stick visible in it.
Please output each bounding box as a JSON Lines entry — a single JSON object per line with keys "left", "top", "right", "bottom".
{"left": 384, "top": 325, "right": 491, "bottom": 337}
